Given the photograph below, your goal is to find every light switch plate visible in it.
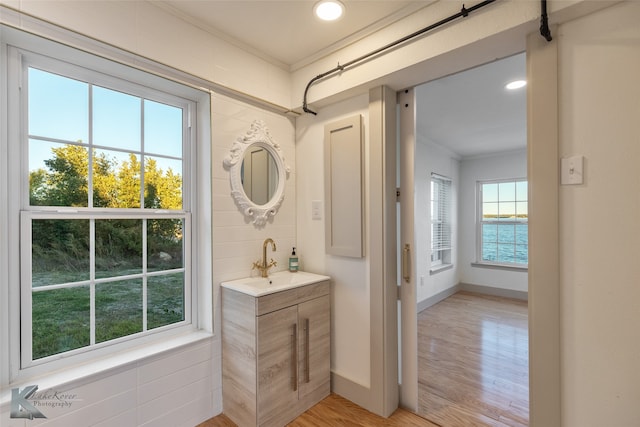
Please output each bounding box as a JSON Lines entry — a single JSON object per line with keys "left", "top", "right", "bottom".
{"left": 561, "top": 155, "right": 584, "bottom": 185}
{"left": 312, "top": 200, "right": 323, "bottom": 220}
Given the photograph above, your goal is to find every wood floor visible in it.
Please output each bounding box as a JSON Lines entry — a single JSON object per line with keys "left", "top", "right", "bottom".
{"left": 418, "top": 291, "right": 529, "bottom": 427}
{"left": 201, "top": 291, "right": 528, "bottom": 427}
{"left": 198, "top": 393, "right": 440, "bottom": 427}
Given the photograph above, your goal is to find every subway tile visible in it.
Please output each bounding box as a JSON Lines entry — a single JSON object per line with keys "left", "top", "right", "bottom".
{"left": 92, "top": 408, "right": 137, "bottom": 427}
{"left": 138, "top": 360, "right": 212, "bottom": 404}
{"left": 138, "top": 377, "right": 212, "bottom": 424}
{"left": 140, "top": 392, "right": 214, "bottom": 427}
{"left": 137, "top": 342, "right": 212, "bottom": 385}
{"left": 33, "top": 389, "right": 137, "bottom": 427}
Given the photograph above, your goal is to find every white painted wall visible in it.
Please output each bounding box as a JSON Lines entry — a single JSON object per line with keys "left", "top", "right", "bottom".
{"left": 291, "top": 1, "right": 607, "bottom": 111}
{"left": 558, "top": 3, "right": 640, "bottom": 425}
{"left": 0, "top": 0, "right": 291, "bottom": 108}
{"left": 459, "top": 150, "right": 528, "bottom": 292}
{"left": 296, "top": 94, "right": 371, "bottom": 388}
{"left": 414, "top": 138, "right": 460, "bottom": 304}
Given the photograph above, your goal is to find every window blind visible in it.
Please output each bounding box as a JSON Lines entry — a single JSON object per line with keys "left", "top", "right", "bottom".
{"left": 431, "top": 173, "right": 452, "bottom": 252}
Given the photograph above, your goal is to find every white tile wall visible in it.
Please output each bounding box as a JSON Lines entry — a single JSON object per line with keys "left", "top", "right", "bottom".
{"left": 210, "top": 92, "right": 297, "bottom": 287}
{"left": 0, "top": 341, "right": 217, "bottom": 427}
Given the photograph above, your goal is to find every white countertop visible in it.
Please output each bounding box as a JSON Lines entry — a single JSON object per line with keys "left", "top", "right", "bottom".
{"left": 221, "top": 270, "right": 330, "bottom": 297}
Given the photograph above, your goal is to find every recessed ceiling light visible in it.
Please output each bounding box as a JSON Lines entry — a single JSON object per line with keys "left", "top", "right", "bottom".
{"left": 314, "top": 0, "right": 345, "bottom": 21}
{"left": 506, "top": 80, "right": 527, "bottom": 90}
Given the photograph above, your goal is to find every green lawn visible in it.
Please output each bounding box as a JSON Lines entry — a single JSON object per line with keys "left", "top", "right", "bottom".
{"left": 32, "top": 271, "right": 184, "bottom": 360}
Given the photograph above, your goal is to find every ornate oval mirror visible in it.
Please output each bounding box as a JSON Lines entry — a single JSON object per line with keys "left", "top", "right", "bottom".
{"left": 223, "top": 120, "right": 289, "bottom": 226}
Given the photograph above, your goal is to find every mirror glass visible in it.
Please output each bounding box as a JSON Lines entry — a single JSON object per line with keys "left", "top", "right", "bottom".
{"left": 241, "top": 147, "right": 278, "bottom": 206}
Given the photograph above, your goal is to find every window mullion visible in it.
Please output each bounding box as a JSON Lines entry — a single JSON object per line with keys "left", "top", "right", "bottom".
{"left": 88, "top": 84, "right": 94, "bottom": 209}
{"left": 140, "top": 98, "right": 145, "bottom": 209}
{"left": 20, "top": 213, "right": 35, "bottom": 368}
{"left": 90, "top": 218, "right": 96, "bottom": 346}
{"left": 142, "top": 218, "right": 148, "bottom": 332}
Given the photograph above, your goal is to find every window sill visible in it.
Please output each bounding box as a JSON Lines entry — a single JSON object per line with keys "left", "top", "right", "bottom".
{"left": 2, "top": 330, "right": 213, "bottom": 406}
{"left": 430, "top": 264, "right": 454, "bottom": 275}
{"left": 471, "top": 262, "right": 528, "bottom": 272}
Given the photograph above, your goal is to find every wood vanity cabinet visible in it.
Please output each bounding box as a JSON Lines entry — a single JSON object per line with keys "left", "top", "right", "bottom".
{"left": 222, "top": 280, "right": 330, "bottom": 427}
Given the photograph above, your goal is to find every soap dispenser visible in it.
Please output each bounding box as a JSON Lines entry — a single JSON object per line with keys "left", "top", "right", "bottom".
{"left": 289, "top": 247, "right": 299, "bottom": 272}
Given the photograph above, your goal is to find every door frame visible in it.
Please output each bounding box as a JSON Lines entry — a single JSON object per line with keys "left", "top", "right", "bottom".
{"left": 377, "top": 30, "right": 560, "bottom": 426}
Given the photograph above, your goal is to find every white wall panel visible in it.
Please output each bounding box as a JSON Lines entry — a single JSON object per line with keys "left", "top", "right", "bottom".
{"left": 291, "top": 1, "right": 603, "bottom": 110}
{"left": 138, "top": 360, "right": 212, "bottom": 404}
{"left": 138, "top": 377, "right": 212, "bottom": 424}
{"left": 137, "top": 342, "right": 212, "bottom": 385}
{"left": 2, "top": 1, "right": 291, "bottom": 107}
{"left": 31, "top": 389, "right": 137, "bottom": 427}
{"left": 0, "top": 341, "right": 216, "bottom": 426}
{"left": 140, "top": 392, "right": 214, "bottom": 427}
{"left": 296, "top": 94, "right": 370, "bottom": 388}
{"left": 211, "top": 93, "right": 296, "bottom": 283}
{"left": 558, "top": 3, "right": 640, "bottom": 425}
{"left": 93, "top": 408, "right": 137, "bottom": 427}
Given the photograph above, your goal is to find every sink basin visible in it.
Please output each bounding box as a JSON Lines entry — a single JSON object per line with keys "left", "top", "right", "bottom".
{"left": 221, "top": 270, "right": 330, "bottom": 297}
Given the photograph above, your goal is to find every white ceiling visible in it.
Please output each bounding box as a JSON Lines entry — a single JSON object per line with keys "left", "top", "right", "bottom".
{"left": 159, "top": 0, "right": 429, "bottom": 69}
{"left": 158, "top": 1, "right": 525, "bottom": 158}
{"left": 416, "top": 53, "right": 526, "bottom": 158}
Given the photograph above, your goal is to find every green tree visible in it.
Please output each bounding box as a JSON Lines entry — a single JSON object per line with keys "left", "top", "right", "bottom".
{"left": 29, "top": 168, "right": 48, "bottom": 205}
{"left": 93, "top": 151, "right": 117, "bottom": 208}
{"left": 28, "top": 144, "right": 183, "bottom": 271}
{"left": 30, "top": 144, "right": 89, "bottom": 207}
{"left": 116, "top": 153, "right": 141, "bottom": 208}
{"left": 159, "top": 167, "right": 182, "bottom": 210}
{"left": 144, "top": 158, "right": 182, "bottom": 210}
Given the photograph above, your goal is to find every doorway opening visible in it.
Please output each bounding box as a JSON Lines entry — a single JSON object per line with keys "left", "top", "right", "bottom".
{"left": 398, "top": 52, "right": 529, "bottom": 426}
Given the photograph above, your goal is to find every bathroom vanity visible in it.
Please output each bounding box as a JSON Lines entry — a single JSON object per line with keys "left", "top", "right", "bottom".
{"left": 221, "top": 271, "right": 331, "bottom": 427}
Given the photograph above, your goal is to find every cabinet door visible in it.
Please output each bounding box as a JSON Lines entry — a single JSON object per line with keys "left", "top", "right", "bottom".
{"left": 257, "top": 305, "right": 299, "bottom": 427}
{"left": 297, "top": 295, "right": 331, "bottom": 403}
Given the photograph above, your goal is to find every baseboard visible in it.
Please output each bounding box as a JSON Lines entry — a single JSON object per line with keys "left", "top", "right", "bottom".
{"left": 417, "top": 284, "right": 461, "bottom": 313}
{"left": 459, "top": 282, "right": 528, "bottom": 301}
{"left": 331, "top": 371, "right": 372, "bottom": 412}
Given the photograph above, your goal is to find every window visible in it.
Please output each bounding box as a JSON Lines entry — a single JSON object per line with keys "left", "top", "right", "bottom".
{"left": 478, "top": 179, "right": 528, "bottom": 266}
{"left": 6, "top": 41, "right": 208, "bottom": 372}
{"left": 431, "top": 174, "right": 452, "bottom": 269}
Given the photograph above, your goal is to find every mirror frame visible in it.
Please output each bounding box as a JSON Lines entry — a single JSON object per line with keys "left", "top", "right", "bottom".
{"left": 223, "top": 120, "right": 290, "bottom": 226}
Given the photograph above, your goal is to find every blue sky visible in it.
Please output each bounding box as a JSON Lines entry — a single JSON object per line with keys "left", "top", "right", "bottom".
{"left": 28, "top": 67, "right": 183, "bottom": 175}
{"left": 482, "top": 181, "right": 528, "bottom": 218}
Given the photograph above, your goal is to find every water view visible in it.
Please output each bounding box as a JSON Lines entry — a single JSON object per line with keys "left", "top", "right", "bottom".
{"left": 482, "top": 222, "right": 528, "bottom": 264}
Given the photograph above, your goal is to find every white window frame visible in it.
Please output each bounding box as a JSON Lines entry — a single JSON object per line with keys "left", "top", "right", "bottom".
{"left": 476, "top": 178, "right": 528, "bottom": 268}
{"left": 430, "top": 173, "right": 452, "bottom": 272}
{"left": 2, "top": 27, "right": 212, "bottom": 382}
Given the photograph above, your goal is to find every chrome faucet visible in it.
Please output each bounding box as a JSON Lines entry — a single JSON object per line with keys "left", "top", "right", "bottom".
{"left": 253, "top": 238, "right": 277, "bottom": 278}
